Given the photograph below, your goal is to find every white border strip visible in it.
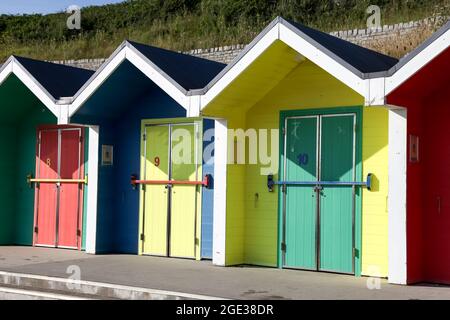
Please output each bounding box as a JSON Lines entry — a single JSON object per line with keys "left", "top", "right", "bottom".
{"left": 0, "top": 271, "right": 227, "bottom": 300}
{"left": 0, "top": 286, "right": 92, "bottom": 300}
{"left": 212, "top": 119, "right": 228, "bottom": 266}
{"left": 388, "top": 108, "right": 407, "bottom": 284}
{"left": 85, "top": 126, "right": 99, "bottom": 254}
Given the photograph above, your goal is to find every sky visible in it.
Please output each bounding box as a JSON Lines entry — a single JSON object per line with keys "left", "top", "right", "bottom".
{"left": 0, "top": 0, "right": 126, "bottom": 15}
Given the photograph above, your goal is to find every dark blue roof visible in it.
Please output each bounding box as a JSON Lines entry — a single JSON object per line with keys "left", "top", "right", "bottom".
{"left": 14, "top": 56, "right": 95, "bottom": 99}
{"left": 286, "top": 19, "right": 399, "bottom": 74}
{"left": 128, "top": 41, "right": 227, "bottom": 91}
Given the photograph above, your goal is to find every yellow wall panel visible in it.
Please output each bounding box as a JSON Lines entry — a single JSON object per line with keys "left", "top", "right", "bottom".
{"left": 243, "top": 60, "right": 363, "bottom": 267}
{"left": 362, "top": 107, "right": 389, "bottom": 277}
{"left": 205, "top": 41, "right": 390, "bottom": 274}
{"left": 224, "top": 115, "right": 246, "bottom": 265}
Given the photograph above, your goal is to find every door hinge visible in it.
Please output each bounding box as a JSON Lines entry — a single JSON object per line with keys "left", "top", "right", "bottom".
{"left": 282, "top": 127, "right": 286, "bottom": 136}
{"left": 79, "top": 135, "right": 83, "bottom": 143}
{"left": 282, "top": 184, "right": 287, "bottom": 193}
{"left": 77, "top": 229, "right": 81, "bottom": 237}
{"left": 140, "top": 233, "right": 145, "bottom": 241}
{"left": 142, "top": 133, "right": 147, "bottom": 141}
{"left": 141, "top": 184, "right": 146, "bottom": 191}
{"left": 281, "top": 242, "right": 286, "bottom": 252}
{"left": 34, "top": 226, "right": 38, "bottom": 233}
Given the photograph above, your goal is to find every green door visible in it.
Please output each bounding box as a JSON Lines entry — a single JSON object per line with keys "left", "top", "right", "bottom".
{"left": 319, "top": 115, "right": 355, "bottom": 274}
{"left": 282, "top": 113, "right": 357, "bottom": 274}
{"left": 283, "top": 116, "right": 318, "bottom": 270}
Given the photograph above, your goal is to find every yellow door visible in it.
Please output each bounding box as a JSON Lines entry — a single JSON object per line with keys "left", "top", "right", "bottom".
{"left": 142, "top": 125, "right": 170, "bottom": 256}
{"left": 141, "top": 122, "right": 201, "bottom": 259}
{"left": 170, "top": 124, "right": 199, "bottom": 258}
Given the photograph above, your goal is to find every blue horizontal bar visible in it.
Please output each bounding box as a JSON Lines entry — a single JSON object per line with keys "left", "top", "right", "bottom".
{"left": 266, "top": 173, "right": 372, "bottom": 192}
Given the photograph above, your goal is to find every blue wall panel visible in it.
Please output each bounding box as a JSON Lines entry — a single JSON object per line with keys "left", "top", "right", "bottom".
{"left": 71, "top": 62, "right": 214, "bottom": 255}
{"left": 112, "top": 92, "right": 185, "bottom": 253}
{"left": 201, "top": 119, "right": 215, "bottom": 259}
{"left": 72, "top": 63, "right": 185, "bottom": 254}
{"left": 72, "top": 118, "right": 117, "bottom": 253}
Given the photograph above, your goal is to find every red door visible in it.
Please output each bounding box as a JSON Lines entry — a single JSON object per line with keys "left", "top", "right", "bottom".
{"left": 34, "top": 130, "right": 59, "bottom": 247}
{"left": 34, "top": 127, "right": 84, "bottom": 249}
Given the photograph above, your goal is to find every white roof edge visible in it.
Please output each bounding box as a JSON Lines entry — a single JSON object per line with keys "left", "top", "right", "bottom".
{"left": 189, "top": 17, "right": 283, "bottom": 96}
{"left": 385, "top": 20, "right": 449, "bottom": 95}
{"left": 0, "top": 56, "right": 59, "bottom": 117}
{"left": 71, "top": 40, "right": 188, "bottom": 110}
{"left": 70, "top": 40, "right": 129, "bottom": 103}
{"left": 278, "top": 17, "right": 366, "bottom": 79}
{"left": 388, "top": 20, "right": 450, "bottom": 76}
{"left": 1, "top": 56, "right": 58, "bottom": 103}
{"left": 125, "top": 41, "right": 189, "bottom": 96}
{"left": 191, "top": 16, "right": 396, "bottom": 103}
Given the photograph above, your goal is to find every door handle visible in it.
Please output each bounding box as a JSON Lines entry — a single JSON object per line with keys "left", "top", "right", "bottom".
{"left": 437, "top": 196, "right": 441, "bottom": 214}
{"left": 313, "top": 186, "right": 323, "bottom": 192}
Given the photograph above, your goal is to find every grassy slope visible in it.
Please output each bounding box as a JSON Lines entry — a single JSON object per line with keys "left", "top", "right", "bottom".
{"left": 0, "top": 0, "right": 448, "bottom": 61}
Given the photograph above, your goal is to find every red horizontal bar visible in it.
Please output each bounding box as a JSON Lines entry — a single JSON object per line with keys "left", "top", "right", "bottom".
{"left": 131, "top": 177, "right": 208, "bottom": 186}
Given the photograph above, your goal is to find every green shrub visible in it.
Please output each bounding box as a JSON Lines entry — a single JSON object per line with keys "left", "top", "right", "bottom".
{"left": 0, "top": 0, "right": 447, "bottom": 61}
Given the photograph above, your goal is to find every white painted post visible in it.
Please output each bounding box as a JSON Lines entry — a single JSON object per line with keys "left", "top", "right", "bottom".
{"left": 388, "top": 108, "right": 408, "bottom": 284}
{"left": 212, "top": 119, "right": 228, "bottom": 266}
{"left": 188, "top": 95, "right": 201, "bottom": 117}
{"left": 57, "top": 103, "right": 70, "bottom": 125}
{"left": 85, "top": 126, "right": 99, "bottom": 254}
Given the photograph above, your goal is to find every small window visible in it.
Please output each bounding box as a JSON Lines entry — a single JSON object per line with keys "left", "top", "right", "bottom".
{"left": 102, "top": 145, "right": 114, "bottom": 166}
{"left": 409, "top": 135, "right": 419, "bottom": 163}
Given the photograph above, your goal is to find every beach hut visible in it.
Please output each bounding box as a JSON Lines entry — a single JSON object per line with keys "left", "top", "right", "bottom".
{"left": 0, "top": 56, "right": 93, "bottom": 249}
{"left": 66, "top": 41, "right": 225, "bottom": 260}
{"left": 195, "top": 17, "right": 404, "bottom": 281}
{"left": 385, "top": 21, "right": 450, "bottom": 284}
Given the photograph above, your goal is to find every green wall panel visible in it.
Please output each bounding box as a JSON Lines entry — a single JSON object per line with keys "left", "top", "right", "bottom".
{"left": 15, "top": 106, "right": 56, "bottom": 245}
{"left": 0, "top": 125, "right": 18, "bottom": 244}
{"left": 0, "top": 74, "right": 56, "bottom": 245}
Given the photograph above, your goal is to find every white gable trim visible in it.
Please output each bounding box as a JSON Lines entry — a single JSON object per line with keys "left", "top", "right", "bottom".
{"left": 280, "top": 23, "right": 366, "bottom": 96}
{"left": 0, "top": 57, "right": 59, "bottom": 117}
{"left": 68, "top": 43, "right": 190, "bottom": 117}
{"left": 200, "top": 23, "right": 279, "bottom": 108}
{"left": 200, "top": 19, "right": 372, "bottom": 111}
{"left": 386, "top": 26, "right": 449, "bottom": 95}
